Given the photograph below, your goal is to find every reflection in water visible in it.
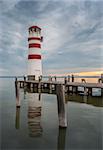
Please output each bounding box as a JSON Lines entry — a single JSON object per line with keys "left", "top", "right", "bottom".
{"left": 66, "top": 94, "right": 103, "bottom": 107}
{"left": 24, "top": 86, "right": 26, "bottom": 100}
{"left": 28, "top": 93, "right": 42, "bottom": 137}
{"left": 58, "top": 128, "right": 67, "bottom": 150}
{"left": 15, "top": 82, "right": 20, "bottom": 107}
{"left": 83, "top": 95, "right": 88, "bottom": 103}
{"left": 15, "top": 107, "right": 20, "bottom": 129}
{"left": 14, "top": 84, "right": 102, "bottom": 149}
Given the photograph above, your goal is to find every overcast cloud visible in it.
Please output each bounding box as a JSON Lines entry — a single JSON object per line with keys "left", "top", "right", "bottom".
{"left": 0, "top": 0, "right": 103, "bottom": 76}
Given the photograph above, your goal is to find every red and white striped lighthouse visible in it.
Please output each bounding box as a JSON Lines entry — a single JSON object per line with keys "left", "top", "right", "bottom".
{"left": 27, "top": 26, "right": 43, "bottom": 80}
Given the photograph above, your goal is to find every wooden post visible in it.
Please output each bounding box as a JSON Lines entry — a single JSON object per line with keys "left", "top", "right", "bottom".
{"left": 49, "top": 76, "right": 52, "bottom": 82}
{"left": 49, "top": 83, "right": 52, "bottom": 93}
{"left": 71, "top": 74, "right": 74, "bottom": 82}
{"left": 49, "top": 76, "right": 52, "bottom": 93}
{"left": 24, "top": 75, "right": 26, "bottom": 87}
{"left": 84, "top": 87, "right": 88, "bottom": 95}
{"left": 19, "top": 82, "right": 21, "bottom": 88}
{"left": 54, "top": 76, "right": 57, "bottom": 82}
{"left": 64, "top": 77, "right": 67, "bottom": 85}
{"left": 40, "top": 75, "right": 42, "bottom": 81}
{"left": 56, "top": 84, "right": 67, "bottom": 128}
{"left": 38, "top": 76, "right": 41, "bottom": 90}
{"left": 101, "top": 88, "right": 103, "bottom": 97}
{"left": 68, "top": 75, "right": 70, "bottom": 82}
{"left": 15, "top": 79, "right": 20, "bottom": 107}
{"left": 58, "top": 127, "right": 66, "bottom": 150}
{"left": 88, "top": 88, "right": 92, "bottom": 96}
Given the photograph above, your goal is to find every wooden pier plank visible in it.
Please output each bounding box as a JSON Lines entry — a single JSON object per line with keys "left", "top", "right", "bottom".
{"left": 18, "top": 80, "right": 103, "bottom": 88}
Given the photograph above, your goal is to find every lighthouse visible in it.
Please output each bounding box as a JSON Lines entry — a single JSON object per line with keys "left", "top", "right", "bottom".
{"left": 27, "top": 26, "right": 43, "bottom": 80}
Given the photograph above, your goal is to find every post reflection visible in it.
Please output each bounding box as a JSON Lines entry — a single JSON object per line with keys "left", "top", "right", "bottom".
{"left": 15, "top": 107, "right": 20, "bottom": 129}
{"left": 58, "top": 127, "right": 67, "bottom": 150}
{"left": 28, "top": 93, "right": 42, "bottom": 137}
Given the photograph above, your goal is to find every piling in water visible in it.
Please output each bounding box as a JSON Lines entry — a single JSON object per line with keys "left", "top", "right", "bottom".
{"left": 15, "top": 79, "right": 20, "bottom": 107}
{"left": 56, "top": 84, "right": 67, "bottom": 128}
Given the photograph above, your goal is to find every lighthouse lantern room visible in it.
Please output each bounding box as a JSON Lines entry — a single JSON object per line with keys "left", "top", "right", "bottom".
{"left": 27, "top": 26, "right": 43, "bottom": 80}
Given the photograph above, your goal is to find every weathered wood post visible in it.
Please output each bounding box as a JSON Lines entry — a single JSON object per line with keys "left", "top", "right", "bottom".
{"left": 64, "top": 77, "right": 67, "bottom": 85}
{"left": 64, "top": 77, "right": 68, "bottom": 93}
{"left": 56, "top": 84, "right": 67, "bottom": 127}
{"left": 24, "top": 75, "right": 26, "bottom": 87}
{"left": 20, "top": 81, "right": 22, "bottom": 88}
{"left": 15, "top": 77, "right": 20, "bottom": 107}
{"left": 49, "top": 76, "right": 52, "bottom": 93}
{"left": 84, "top": 87, "right": 88, "bottom": 95}
{"left": 81, "top": 78, "right": 86, "bottom": 83}
{"left": 68, "top": 75, "right": 70, "bottom": 82}
{"left": 38, "top": 76, "right": 42, "bottom": 92}
{"left": 54, "top": 76, "right": 57, "bottom": 82}
{"left": 88, "top": 88, "right": 92, "bottom": 96}
{"left": 71, "top": 74, "right": 74, "bottom": 82}
{"left": 101, "top": 88, "right": 103, "bottom": 97}
{"left": 58, "top": 128, "right": 66, "bottom": 150}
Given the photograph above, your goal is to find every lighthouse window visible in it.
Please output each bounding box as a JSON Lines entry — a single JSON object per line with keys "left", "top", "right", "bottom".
{"left": 34, "top": 28, "right": 36, "bottom": 32}
{"left": 31, "top": 28, "right": 33, "bottom": 32}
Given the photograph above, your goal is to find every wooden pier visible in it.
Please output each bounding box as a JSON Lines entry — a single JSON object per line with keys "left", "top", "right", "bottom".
{"left": 17, "top": 78, "right": 103, "bottom": 96}
{"left": 15, "top": 76, "right": 103, "bottom": 128}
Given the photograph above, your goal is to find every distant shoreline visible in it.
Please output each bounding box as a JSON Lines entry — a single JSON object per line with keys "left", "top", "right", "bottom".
{"left": 0, "top": 75, "right": 100, "bottom": 78}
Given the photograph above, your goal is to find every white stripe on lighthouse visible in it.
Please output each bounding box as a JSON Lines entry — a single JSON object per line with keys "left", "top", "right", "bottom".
{"left": 29, "top": 40, "right": 41, "bottom": 44}
{"left": 29, "top": 48, "right": 41, "bottom": 55}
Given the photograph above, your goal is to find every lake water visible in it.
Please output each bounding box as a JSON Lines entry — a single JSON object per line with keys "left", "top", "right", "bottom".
{"left": 0, "top": 78, "right": 103, "bottom": 150}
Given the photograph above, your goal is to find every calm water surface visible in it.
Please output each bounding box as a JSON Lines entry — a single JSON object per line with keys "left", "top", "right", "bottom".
{"left": 0, "top": 78, "right": 103, "bottom": 150}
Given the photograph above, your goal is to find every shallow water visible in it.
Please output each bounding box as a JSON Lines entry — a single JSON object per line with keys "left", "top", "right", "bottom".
{"left": 0, "top": 78, "right": 103, "bottom": 150}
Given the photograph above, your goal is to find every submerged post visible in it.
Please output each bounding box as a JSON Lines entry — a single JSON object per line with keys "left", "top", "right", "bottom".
{"left": 56, "top": 84, "right": 67, "bottom": 128}
{"left": 15, "top": 78, "right": 20, "bottom": 107}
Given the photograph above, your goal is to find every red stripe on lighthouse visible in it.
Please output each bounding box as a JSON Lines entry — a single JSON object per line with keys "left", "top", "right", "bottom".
{"left": 28, "top": 54, "right": 41, "bottom": 59}
{"left": 29, "top": 43, "right": 41, "bottom": 48}
{"left": 28, "top": 37, "right": 41, "bottom": 41}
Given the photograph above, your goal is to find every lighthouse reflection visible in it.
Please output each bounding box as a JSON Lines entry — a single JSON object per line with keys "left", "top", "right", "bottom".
{"left": 15, "top": 87, "right": 67, "bottom": 149}
{"left": 28, "top": 92, "right": 42, "bottom": 137}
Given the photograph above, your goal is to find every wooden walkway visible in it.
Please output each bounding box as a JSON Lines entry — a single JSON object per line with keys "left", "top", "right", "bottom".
{"left": 18, "top": 80, "right": 103, "bottom": 88}
{"left": 15, "top": 78, "right": 103, "bottom": 128}
{"left": 17, "top": 79, "right": 103, "bottom": 97}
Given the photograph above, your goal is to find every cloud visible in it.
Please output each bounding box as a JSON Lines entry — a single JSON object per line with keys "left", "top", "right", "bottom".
{"left": 0, "top": 0, "right": 21, "bottom": 13}
{"left": 0, "top": 0, "right": 103, "bottom": 76}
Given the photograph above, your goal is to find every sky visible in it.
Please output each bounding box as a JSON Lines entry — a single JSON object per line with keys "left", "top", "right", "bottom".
{"left": 0, "top": 0, "right": 103, "bottom": 76}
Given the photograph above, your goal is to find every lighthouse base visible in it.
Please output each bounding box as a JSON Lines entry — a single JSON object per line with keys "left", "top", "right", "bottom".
{"left": 28, "top": 75, "right": 36, "bottom": 80}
